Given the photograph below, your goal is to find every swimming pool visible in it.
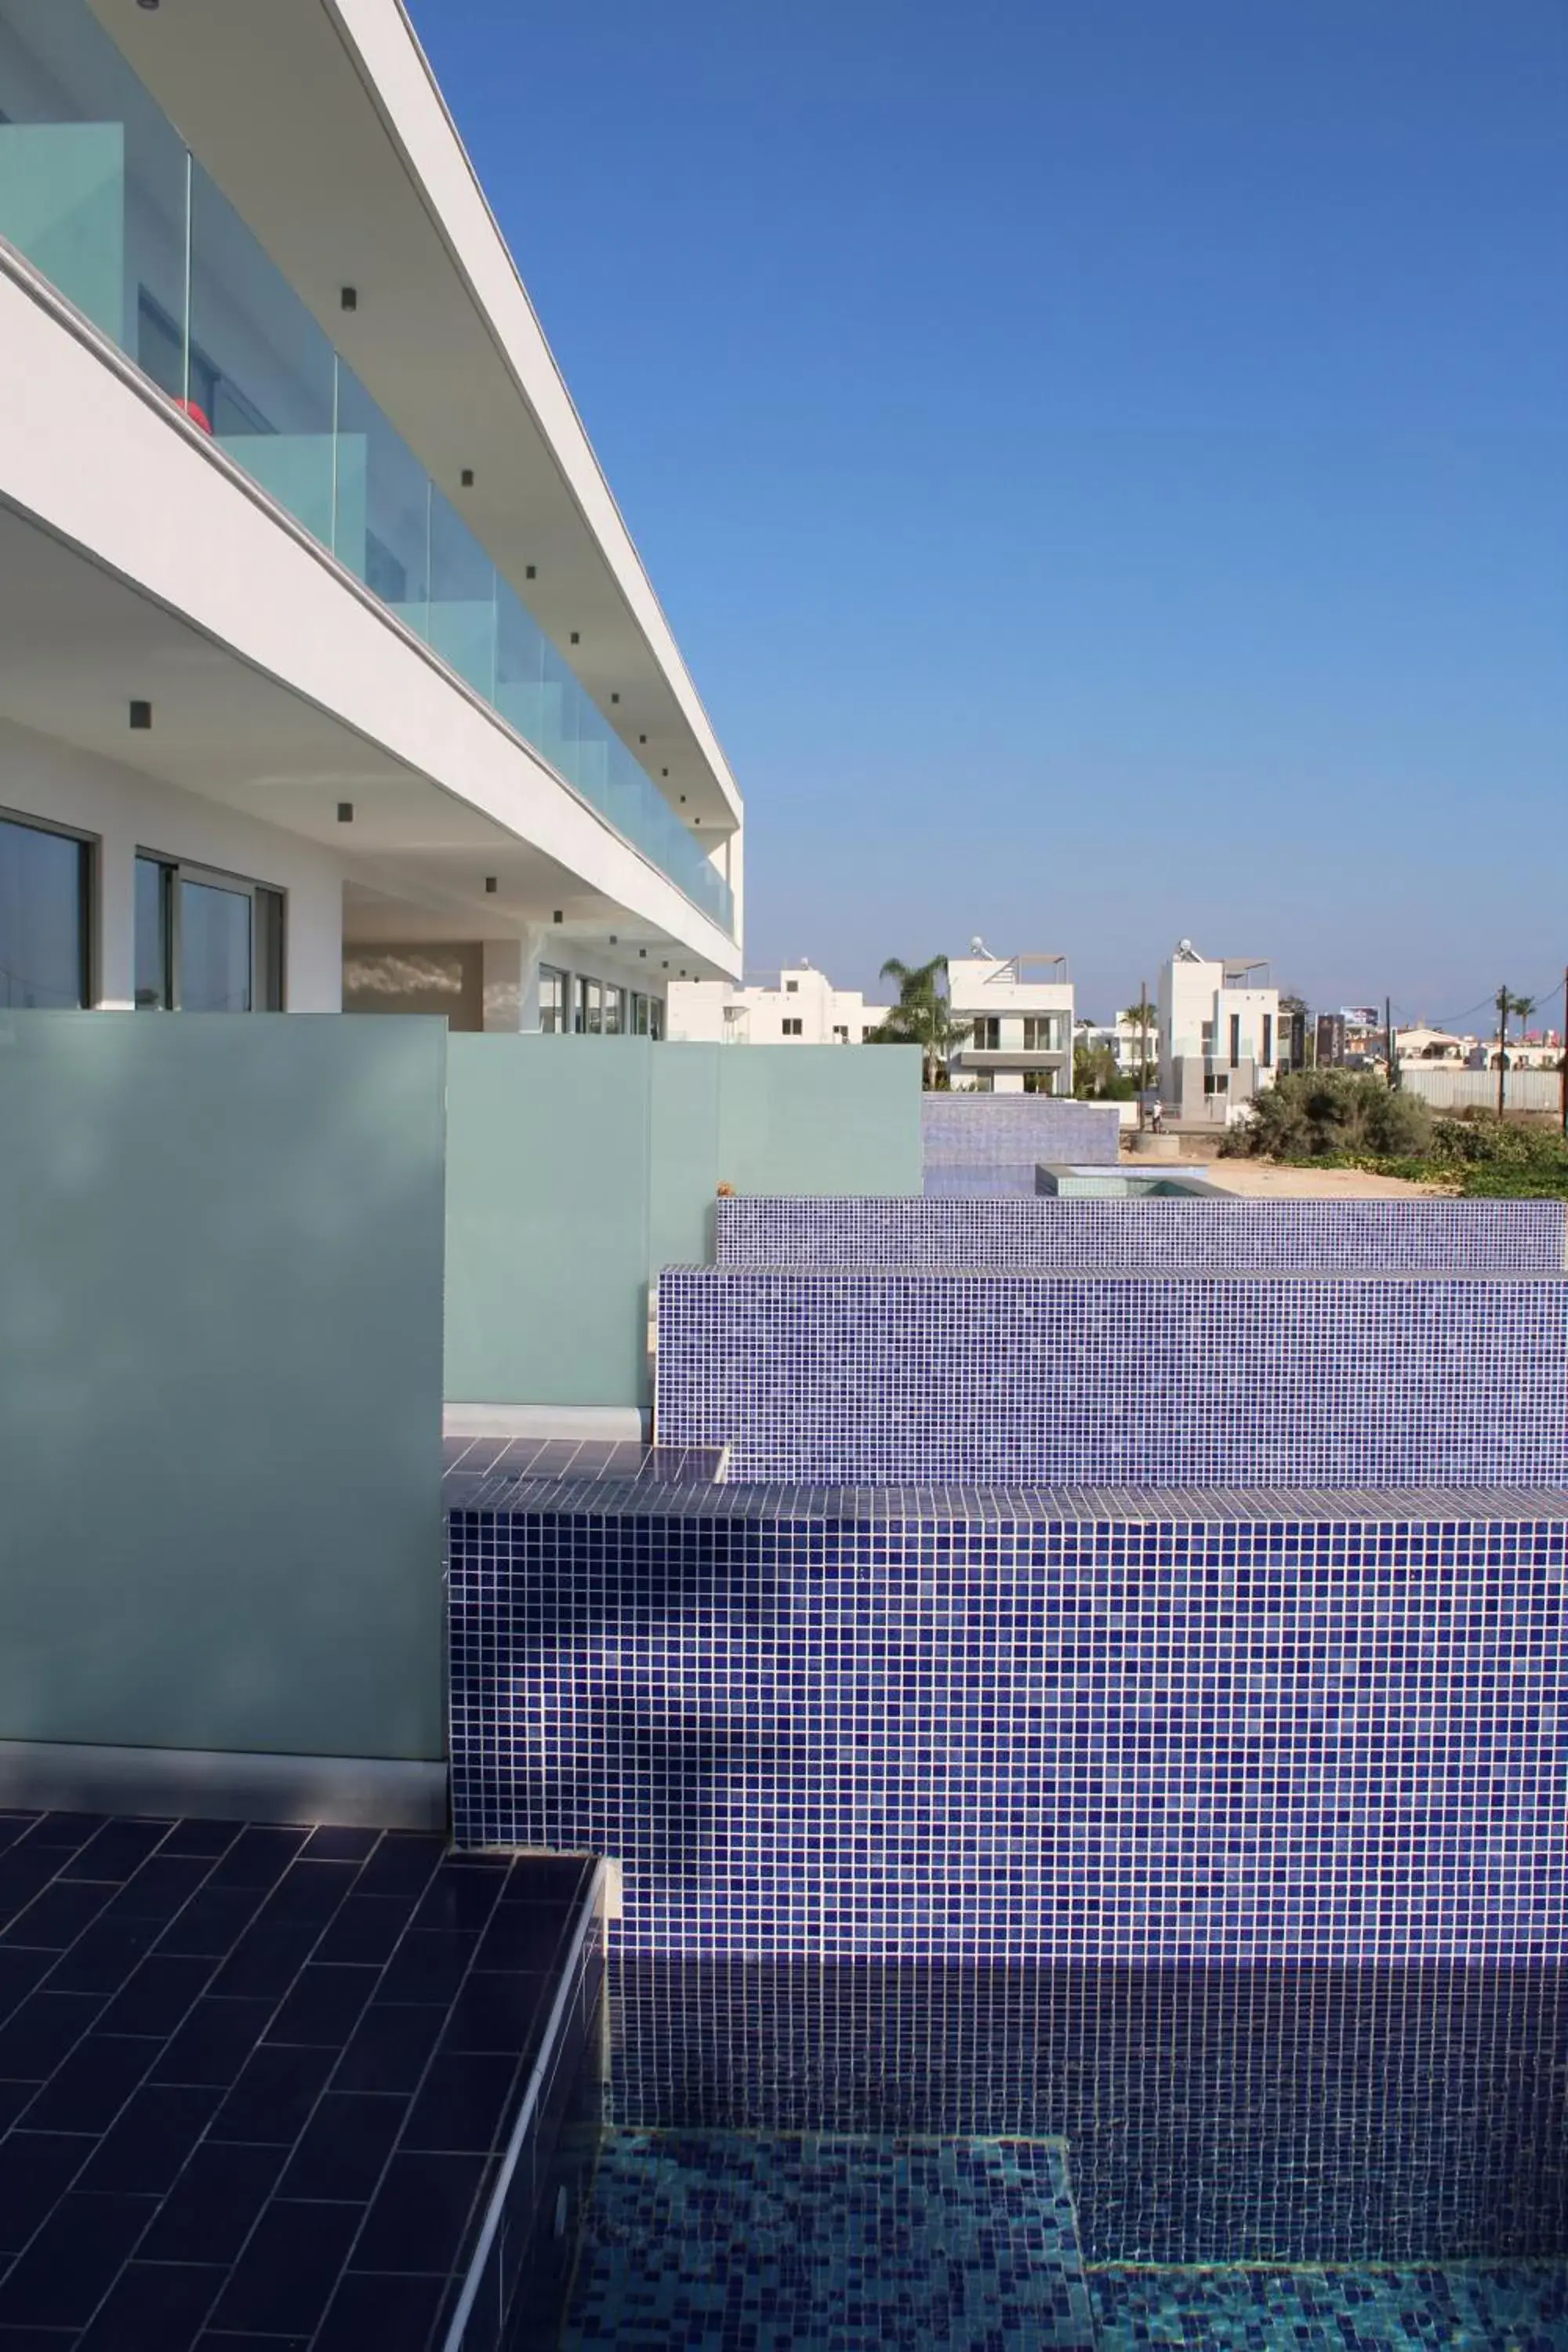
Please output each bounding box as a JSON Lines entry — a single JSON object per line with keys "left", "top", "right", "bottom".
{"left": 1036, "top": 1163, "right": 1218, "bottom": 1198}
{"left": 539, "top": 1955, "right": 1568, "bottom": 2350}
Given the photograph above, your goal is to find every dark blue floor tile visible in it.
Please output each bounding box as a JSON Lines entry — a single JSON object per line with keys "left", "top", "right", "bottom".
{"left": 57, "top": 1824, "right": 170, "bottom": 1885}
{"left": 312, "top": 2269, "right": 446, "bottom": 2352}
{"left": 20, "top": 2034, "right": 158, "bottom": 2134}
{"left": 253, "top": 1865, "right": 358, "bottom": 1929}
{"left": 96, "top": 1957, "right": 217, "bottom": 2042}
{"left": 75, "top": 2259, "right": 226, "bottom": 2352}
{"left": 410, "top": 1864, "right": 506, "bottom": 1937}
{"left": 263, "top": 1968, "right": 376, "bottom": 2049}
{"left": 136, "top": 2141, "right": 286, "bottom": 2264}
{"left": 331, "top": 2004, "right": 446, "bottom": 2096}
{"left": 0, "top": 2134, "right": 96, "bottom": 2253}
{"left": 352, "top": 1836, "right": 445, "bottom": 1900}
{"left": 74, "top": 2082, "right": 223, "bottom": 2195}
{"left": 152, "top": 2000, "right": 276, "bottom": 2089}
{"left": 158, "top": 1822, "right": 243, "bottom": 1861}
{"left": 154, "top": 1889, "right": 266, "bottom": 1962}
{"left": 375, "top": 1934, "right": 477, "bottom": 2006}
{"left": 0, "top": 1952, "right": 56, "bottom": 2029}
{"left": 498, "top": 1857, "right": 591, "bottom": 1907}
{"left": 310, "top": 1899, "right": 411, "bottom": 1969}
{"left": 96, "top": 1859, "right": 218, "bottom": 1927}
{"left": 45, "top": 1921, "right": 162, "bottom": 1997}
{"left": 275, "top": 2092, "right": 405, "bottom": 2201}
{"left": 0, "top": 1994, "right": 108, "bottom": 2083}
{"left": 209, "top": 2201, "right": 361, "bottom": 2335}
{"left": 350, "top": 2150, "right": 488, "bottom": 2276}
{"left": 0, "top": 2081, "right": 38, "bottom": 2136}
{"left": 0, "top": 1857, "right": 64, "bottom": 1933}
{"left": 441, "top": 1973, "right": 549, "bottom": 2056}
{"left": 0, "top": 2193, "right": 157, "bottom": 2326}
{"left": 201, "top": 1831, "right": 308, "bottom": 1893}
{"left": 24, "top": 1816, "right": 107, "bottom": 1851}
{"left": 0, "top": 1885, "right": 114, "bottom": 1953}
{"left": 401, "top": 2050, "right": 518, "bottom": 2154}
{"left": 473, "top": 1907, "right": 569, "bottom": 1975}
{"left": 298, "top": 1828, "right": 379, "bottom": 1864}
{"left": 206, "top": 1925, "right": 321, "bottom": 2003}
{"left": 207, "top": 2044, "right": 336, "bottom": 2145}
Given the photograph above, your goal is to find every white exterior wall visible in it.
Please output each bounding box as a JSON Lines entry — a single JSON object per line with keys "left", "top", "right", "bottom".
{"left": 666, "top": 967, "right": 887, "bottom": 1045}
{"left": 946, "top": 956, "right": 1074, "bottom": 1093}
{"left": 1158, "top": 949, "right": 1280, "bottom": 1114}
{"left": 0, "top": 717, "right": 343, "bottom": 1010}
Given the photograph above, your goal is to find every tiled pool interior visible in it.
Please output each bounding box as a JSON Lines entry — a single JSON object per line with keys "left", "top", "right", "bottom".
{"left": 445, "top": 1449, "right": 1568, "bottom": 2348}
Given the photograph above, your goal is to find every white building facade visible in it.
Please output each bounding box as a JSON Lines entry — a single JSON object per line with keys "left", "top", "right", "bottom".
{"left": 666, "top": 963, "right": 889, "bottom": 1045}
{"left": 1157, "top": 941, "right": 1282, "bottom": 1120}
{"left": 0, "top": 0, "right": 741, "bottom": 1032}
{"left": 945, "top": 950, "right": 1074, "bottom": 1094}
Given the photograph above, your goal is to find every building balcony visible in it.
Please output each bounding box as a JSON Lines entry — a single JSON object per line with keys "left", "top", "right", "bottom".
{"left": 951, "top": 1046, "right": 1069, "bottom": 1073}
{"left": 0, "top": 0, "right": 735, "bottom": 939}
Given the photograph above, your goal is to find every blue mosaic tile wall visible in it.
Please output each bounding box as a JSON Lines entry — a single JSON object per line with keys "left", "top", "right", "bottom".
{"left": 922, "top": 1096, "right": 1122, "bottom": 1169}
{"left": 656, "top": 1268, "right": 1568, "bottom": 1486}
{"left": 449, "top": 1502, "right": 1568, "bottom": 1965}
{"left": 715, "top": 1194, "right": 1566, "bottom": 1273}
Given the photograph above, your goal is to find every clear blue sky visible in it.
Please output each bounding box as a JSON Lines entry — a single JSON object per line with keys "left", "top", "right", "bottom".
{"left": 412, "top": 0, "right": 1566, "bottom": 1027}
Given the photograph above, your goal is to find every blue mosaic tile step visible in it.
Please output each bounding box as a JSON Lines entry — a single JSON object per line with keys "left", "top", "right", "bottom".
{"left": 656, "top": 1267, "right": 1568, "bottom": 1485}
{"left": 0, "top": 1810, "right": 594, "bottom": 2351}
{"left": 450, "top": 1503, "right": 1568, "bottom": 1964}
{"left": 1087, "top": 2261, "right": 1568, "bottom": 2349}
{"left": 559, "top": 2130, "right": 1097, "bottom": 2351}
{"left": 923, "top": 1096, "right": 1122, "bottom": 1168}
{"left": 717, "top": 1194, "right": 1567, "bottom": 1273}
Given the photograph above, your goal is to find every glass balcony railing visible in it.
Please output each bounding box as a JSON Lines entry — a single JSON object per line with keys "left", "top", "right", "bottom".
{"left": 0, "top": 0, "right": 734, "bottom": 936}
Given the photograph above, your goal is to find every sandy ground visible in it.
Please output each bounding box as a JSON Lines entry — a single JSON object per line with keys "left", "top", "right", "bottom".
{"left": 1183, "top": 1160, "right": 1443, "bottom": 1200}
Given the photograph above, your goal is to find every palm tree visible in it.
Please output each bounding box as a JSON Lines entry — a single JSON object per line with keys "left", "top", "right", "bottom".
{"left": 1495, "top": 989, "right": 1536, "bottom": 1114}
{"left": 866, "top": 955, "right": 971, "bottom": 1090}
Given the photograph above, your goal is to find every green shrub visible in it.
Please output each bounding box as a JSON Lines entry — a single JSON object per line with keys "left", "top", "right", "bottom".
{"left": 1223, "top": 1072, "right": 1432, "bottom": 1161}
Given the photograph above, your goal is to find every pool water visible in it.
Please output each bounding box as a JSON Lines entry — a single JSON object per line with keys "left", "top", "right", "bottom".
{"left": 559, "top": 2130, "right": 1098, "bottom": 2350}
{"left": 555, "top": 2132, "right": 1568, "bottom": 2350}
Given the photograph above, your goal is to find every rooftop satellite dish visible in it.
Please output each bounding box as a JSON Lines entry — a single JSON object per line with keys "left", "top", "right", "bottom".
{"left": 969, "top": 935, "right": 989, "bottom": 956}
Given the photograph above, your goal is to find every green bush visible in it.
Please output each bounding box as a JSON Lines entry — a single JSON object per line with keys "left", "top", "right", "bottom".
{"left": 1223, "top": 1071, "right": 1432, "bottom": 1161}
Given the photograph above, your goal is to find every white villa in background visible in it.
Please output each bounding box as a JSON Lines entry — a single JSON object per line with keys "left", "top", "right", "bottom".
{"left": 666, "top": 963, "right": 890, "bottom": 1045}
{"left": 0, "top": 0, "right": 740, "bottom": 1037}
{"left": 946, "top": 946, "right": 1074, "bottom": 1094}
{"left": 1077, "top": 1014, "right": 1157, "bottom": 1081}
{"left": 1157, "top": 940, "right": 1282, "bottom": 1120}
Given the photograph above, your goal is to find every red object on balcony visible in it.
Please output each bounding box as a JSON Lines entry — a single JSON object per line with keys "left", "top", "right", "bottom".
{"left": 172, "top": 396, "right": 212, "bottom": 435}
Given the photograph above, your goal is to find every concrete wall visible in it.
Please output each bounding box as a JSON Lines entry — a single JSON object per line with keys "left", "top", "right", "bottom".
{"left": 0, "top": 1010, "right": 447, "bottom": 1760}
{"left": 445, "top": 1037, "right": 924, "bottom": 1409}
{"left": 343, "top": 942, "right": 485, "bottom": 1028}
{"left": 1401, "top": 1066, "right": 1563, "bottom": 1113}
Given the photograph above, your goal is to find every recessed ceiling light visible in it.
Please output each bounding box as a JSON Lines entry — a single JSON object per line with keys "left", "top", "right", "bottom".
{"left": 340, "top": 285, "right": 358, "bottom": 311}
{"left": 129, "top": 699, "right": 152, "bottom": 730}
{"left": 553, "top": 909, "right": 563, "bottom": 924}
{"left": 337, "top": 801, "right": 354, "bottom": 822}
{"left": 485, "top": 876, "right": 497, "bottom": 893}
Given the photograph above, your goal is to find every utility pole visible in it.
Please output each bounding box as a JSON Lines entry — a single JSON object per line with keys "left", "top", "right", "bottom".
{"left": 1385, "top": 997, "right": 1397, "bottom": 1090}
{"left": 1496, "top": 982, "right": 1509, "bottom": 1120}
{"left": 1138, "top": 978, "right": 1150, "bottom": 1129}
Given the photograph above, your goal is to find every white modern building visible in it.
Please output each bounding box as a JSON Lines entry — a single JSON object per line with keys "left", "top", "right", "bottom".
{"left": 666, "top": 962, "right": 889, "bottom": 1045}
{"left": 1076, "top": 1013, "right": 1157, "bottom": 1081}
{"left": 0, "top": 0, "right": 741, "bottom": 1034}
{"left": 946, "top": 947, "right": 1074, "bottom": 1094}
{"left": 1157, "top": 940, "right": 1281, "bottom": 1120}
